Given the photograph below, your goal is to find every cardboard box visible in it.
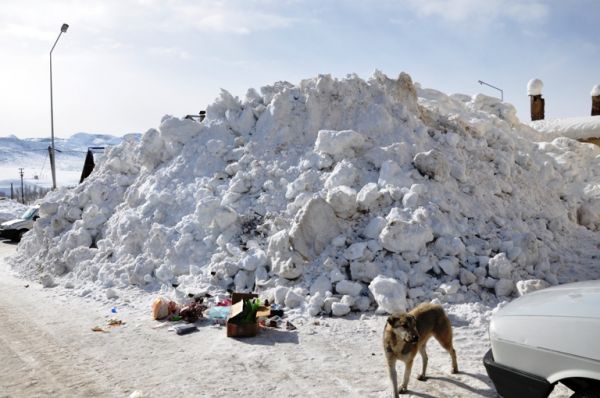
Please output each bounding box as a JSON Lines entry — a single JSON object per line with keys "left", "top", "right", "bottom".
{"left": 226, "top": 293, "right": 269, "bottom": 338}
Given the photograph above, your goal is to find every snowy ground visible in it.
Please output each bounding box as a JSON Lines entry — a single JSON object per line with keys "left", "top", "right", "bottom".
{"left": 0, "top": 241, "right": 573, "bottom": 398}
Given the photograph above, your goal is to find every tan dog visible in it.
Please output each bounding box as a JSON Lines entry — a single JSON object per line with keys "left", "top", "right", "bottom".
{"left": 383, "top": 303, "right": 458, "bottom": 395}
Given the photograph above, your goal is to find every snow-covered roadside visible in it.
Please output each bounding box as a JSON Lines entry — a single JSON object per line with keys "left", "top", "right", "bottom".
{"left": 0, "top": 242, "right": 573, "bottom": 397}
{"left": 531, "top": 116, "right": 600, "bottom": 141}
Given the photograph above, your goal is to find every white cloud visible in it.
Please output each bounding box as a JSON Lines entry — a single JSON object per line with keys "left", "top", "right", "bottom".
{"left": 161, "top": 2, "right": 296, "bottom": 35}
{"left": 0, "top": 0, "right": 296, "bottom": 42}
{"left": 404, "top": 0, "right": 549, "bottom": 26}
{"left": 148, "top": 46, "right": 191, "bottom": 60}
{"left": 0, "top": 24, "right": 53, "bottom": 42}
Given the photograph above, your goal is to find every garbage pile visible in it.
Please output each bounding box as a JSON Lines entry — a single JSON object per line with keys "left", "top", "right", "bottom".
{"left": 150, "top": 292, "right": 292, "bottom": 338}
{"left": 11, "top": 71, "right": 600, "bottom": 316}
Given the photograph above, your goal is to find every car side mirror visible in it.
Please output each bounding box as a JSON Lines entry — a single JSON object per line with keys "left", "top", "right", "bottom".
{"left": 33, "top": 216, "right": 39, "bottom": 221}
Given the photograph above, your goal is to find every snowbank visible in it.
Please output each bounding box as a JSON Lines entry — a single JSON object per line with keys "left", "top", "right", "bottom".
{"left": 530, "top": 116, "right": 600, "bottom": 140}
{"left": 11, "top": 71, "right": 600, "bottom": 316}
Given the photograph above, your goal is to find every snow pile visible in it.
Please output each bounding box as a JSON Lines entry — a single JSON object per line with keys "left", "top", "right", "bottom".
{"left": 11, "top": 71, "right": 600, "bottom": 316}
{"left": 0, "top": 199, "right": 28, "bottom": 223}
{"left": 530, "top": 116, "right": 600, "bottom": 140}
{"left": 592, "top": 85, "right": 600, "bottom": 97}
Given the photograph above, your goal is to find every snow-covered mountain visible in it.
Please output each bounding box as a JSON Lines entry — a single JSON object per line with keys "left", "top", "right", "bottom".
{"left": 0, "top": 133, "right": 139, "bottom": 196}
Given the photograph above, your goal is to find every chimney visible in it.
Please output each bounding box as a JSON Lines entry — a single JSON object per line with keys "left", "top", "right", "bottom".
{"left": 592, "top": 85, "right": 600, "bottom": 116}
{"left": 528, "top": 78, "right": 545, "bottom": 121}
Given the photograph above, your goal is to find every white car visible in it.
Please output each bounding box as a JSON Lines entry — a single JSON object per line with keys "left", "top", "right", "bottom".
{"left": 0, "top": 206, "right": 39, "bottom": 241}
{"left": 484, "top": 280, "right": 600, "bottom": 398}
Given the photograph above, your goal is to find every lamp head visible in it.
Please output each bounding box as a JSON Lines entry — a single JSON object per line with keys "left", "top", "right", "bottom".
{"left": 61, "top": 23, "right": 69, "bottom": 33}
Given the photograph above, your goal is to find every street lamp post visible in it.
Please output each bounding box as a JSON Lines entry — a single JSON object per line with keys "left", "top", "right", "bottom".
{"left": 478, "top": 80, "right": 504, "bottom": 102}
{"left": 49, "top": 23, "right": 69, "bottom": 190}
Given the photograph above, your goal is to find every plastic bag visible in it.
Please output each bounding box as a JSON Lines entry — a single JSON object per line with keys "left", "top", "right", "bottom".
{"left": 152, "top": 297, "right": 172, "bottom": 320}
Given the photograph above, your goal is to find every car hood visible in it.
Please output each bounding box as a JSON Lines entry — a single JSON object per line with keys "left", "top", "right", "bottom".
{"left": 491, "top": 280, "right": 600, "bottom": 361}
{"left": 1, "top": 219, "right": 26, "bottom": 228}
{"left": 495, "top": 280, "right": 600, "bottom": 319}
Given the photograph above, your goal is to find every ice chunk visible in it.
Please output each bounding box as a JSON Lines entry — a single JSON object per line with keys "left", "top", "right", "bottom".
{"left": 368, "top": 276, "right": 407, "bottom": 314}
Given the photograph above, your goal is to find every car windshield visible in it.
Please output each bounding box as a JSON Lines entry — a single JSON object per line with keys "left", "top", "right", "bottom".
{"left": 21, "top": 207, "right": 38, "bottom": 220}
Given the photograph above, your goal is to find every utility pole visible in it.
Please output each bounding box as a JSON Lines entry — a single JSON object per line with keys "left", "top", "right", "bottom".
{"left": 19, "top": 168, "right": 25, "bottom": 204}
{"left": 49, "top": 23, "right": 69, "bottom": 190}
{"left": 10, "top": 183, "right": 14, "bottom": 200}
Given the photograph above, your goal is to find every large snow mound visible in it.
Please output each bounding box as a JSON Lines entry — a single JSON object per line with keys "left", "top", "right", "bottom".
{"left": 11, "top": 71, "right": 600, "bottom": 315}
{"left": 531, "top": 116, "right": 600, "bottom": 140}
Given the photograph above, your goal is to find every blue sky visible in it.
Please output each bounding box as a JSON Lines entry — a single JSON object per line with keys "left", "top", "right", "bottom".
{"left": 1, "top": 0, "right": 598, "bottom": 138}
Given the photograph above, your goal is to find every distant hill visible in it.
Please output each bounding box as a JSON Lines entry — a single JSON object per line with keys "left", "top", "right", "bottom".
{"left": 0, "top": 132, "right": 140, "bottom": 196}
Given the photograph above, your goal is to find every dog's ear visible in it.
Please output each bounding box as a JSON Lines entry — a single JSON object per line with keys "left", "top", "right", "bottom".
{"left": 387, "top": 317, "right": 399, "bottom": 327}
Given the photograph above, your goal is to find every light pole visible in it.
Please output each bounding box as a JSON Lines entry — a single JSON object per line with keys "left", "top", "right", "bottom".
{"left": 50, "top": 23, "right": 69, "bottom": 190}
{"left": 478, "top": 80, "right": 504, "bottom": 102}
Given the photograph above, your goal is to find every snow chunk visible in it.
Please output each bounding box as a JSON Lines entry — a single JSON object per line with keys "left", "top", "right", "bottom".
{"left": 289, "top": 197, "right": 340, "bottom": 259}
{"left": 336, "top": 280, "right": 363, "bottom": 297}
{"left": 356, "top": 183, "right": 380, "bottom": 210}
{"left": 331, "top": 302, "right": 351, "bottom": 316}
{"left": 240, "top": 248, "right": 267, "bottom": 271}
{"left": 368, "top": 275, "right": 407, "bottom": 314}
{"left": 364, "top": 216, "right": 387, "bottom": 239}
{"left": 350, "top": 261, "right": 382, "bottom": 283}
{"left": 267, "top": 230, "right": 304, "bottom": 279}
{"left": 40, "top": 274, "right": 56, "bottom": 288}
{"left": 516, "top": 279, "right": 549, "bottom": 296}
{"left": 285, "top": 289, "right": 304, "bottom": 309}
{"left": 592, "top": 85, "right": 600, "bottom": 97}
{"left": 314, "top": 129, "right": 367, "bottom": 159}
{"left": 527, "top": 78, "right": 543, "bottom": 96}
{"left": 307, "top": 292, "right": 325, "bottom": 316}
{"left": 438, "top": 280, "right": 460, "bottom": 295}
{"left": 326, "top": 186, "right": 357, "bottom": 218}
{"left": 378, "top": 160, "right": 412, "bottom": 188}
{"left": 413, "top": 150, "right": 449, "bottom": 181}
{"left": 439, "top": 258, "right": 459, "bottom": 277}
{"left": 379, "top": 208, "right": 434, "bottom": 253}
{"left": 325, "top": 160, "right": 358, "bottom": 189}
{"left": 310, "top": 275, "right": 332, "bottom": 295}
{"left": 343, "top": 242, "right": 368, "bottom": 260}
{"left": 488, "top": 253, "right": 514, "bottom": 279}
{"left": 495, "top": 279, "right": 514, "bottom": 297}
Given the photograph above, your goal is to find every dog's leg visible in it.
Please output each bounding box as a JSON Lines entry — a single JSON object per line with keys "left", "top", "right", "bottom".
{"left": 436, "top": 329, "right": 459, "bottom": 374}
{"left": 400, "top": 358, "right": 414, "bottom": 394}
{"left": 386, "top": 356, "right": 399, "bottom": 397}
{"left": 449, "top": 345, "right": 459, "bottom": 374}
{"left": 417, "top": 345, "right": 428, "bottom": 381}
